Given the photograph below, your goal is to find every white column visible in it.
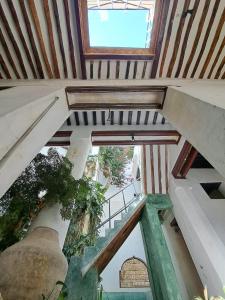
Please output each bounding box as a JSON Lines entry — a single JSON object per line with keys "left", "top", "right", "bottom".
{"left": 0, "top": 85, "right": 69, "bottom": 198}
{"left": 30, "top": 130, "right": 92, "bottom": 248}
{"left": 169, "top": 177, "right": 225, "bottom": 296}
{"left": 66, "top": 130, "right": 92, "bottom": 179}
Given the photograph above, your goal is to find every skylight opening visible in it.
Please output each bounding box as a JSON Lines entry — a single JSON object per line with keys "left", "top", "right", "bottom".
{"left": 87, "top": 1, "right": 155, "bottom": 49}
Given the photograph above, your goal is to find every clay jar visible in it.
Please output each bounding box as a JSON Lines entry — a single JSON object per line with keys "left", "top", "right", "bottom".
{"left": 0, "top": 227, "right": 68, "bottom": 300}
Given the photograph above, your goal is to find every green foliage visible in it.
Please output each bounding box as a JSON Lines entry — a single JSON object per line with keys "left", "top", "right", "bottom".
{"left": 63, "top": 177, "right": 106, "bottom": 259}
{"left": 98, "top": 146, "right": 134, "bottom": 187}
{"left": 0, "top": 148, "right": 76, "bottom": 251}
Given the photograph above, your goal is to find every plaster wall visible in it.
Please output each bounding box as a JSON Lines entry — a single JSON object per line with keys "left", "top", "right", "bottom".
{"left": 169, "top": 177, "right": 225, "bottom": 296}
{"left": 101, "top": 223, "right": 151, "bottom": 294}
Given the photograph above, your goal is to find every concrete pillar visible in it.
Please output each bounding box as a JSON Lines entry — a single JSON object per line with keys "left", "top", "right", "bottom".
{"left": 169, "top": 177, "right": 225, "bottom": 296}
{"left": 0, "top": 85, "right": 70, "bottom": 198}
{"left": 66, "top": 130, "right": 92, "bottom": 180}
{"left": 30, "top": 131, "right": 92, "bottom": 248}
{"left": 162, "top": 83, "right": 225, "bottom": 178}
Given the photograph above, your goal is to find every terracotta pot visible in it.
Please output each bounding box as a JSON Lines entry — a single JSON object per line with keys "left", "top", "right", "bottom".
{"left": 0, "top": 227, "right": 68, "bottom": 300}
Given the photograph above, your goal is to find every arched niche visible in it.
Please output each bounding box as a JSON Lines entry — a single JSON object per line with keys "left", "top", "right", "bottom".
{"left": 119, "top": 256, "right": 150, "bottom": 288}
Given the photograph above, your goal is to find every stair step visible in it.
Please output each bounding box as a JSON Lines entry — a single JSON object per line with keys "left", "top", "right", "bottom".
{"left": 83, "top": 246, "right": 98, "bottom": 260}
{"left": 95, "top": 237, "right": 107, "bottom": 250}
{"left": 114, "top": 220, "right": 123, "bottom": 229}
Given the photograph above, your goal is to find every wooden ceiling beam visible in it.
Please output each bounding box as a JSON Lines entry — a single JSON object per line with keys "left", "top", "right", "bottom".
{"left": 64, "top": 0, "right": 77, "bottom": 78}
{"left": 92, "top": 130, "right": 180, "bottom": 137}
{"left": 19, "top": 0, "right": 44, "bottom": 79}
{"left": 28, "top": 0, "right": 53, "bottom": 78}
{"left": 43, "top": 0, "right": 60, "bottom": 79}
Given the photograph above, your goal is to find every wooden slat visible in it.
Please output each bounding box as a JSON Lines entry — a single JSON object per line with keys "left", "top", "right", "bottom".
{"left": 0, "top": 71, "right": 3, "bottom": 79}
{"left": 167, "top": 0, "right": 191, "bottom": 77}
{"left": 151, "top": 0, "right": 171, "bottom": 78}
{"left": 53, "top": 131, "right": 72, "bottom": 137}
{"left": 221, "top": 70, "right": 225, "bottom": 79}
{"left": 74, "top": 0, "right": 86, "bottom": 79}
{"left": 0, "top": 3, "right": 27, "bottom": 78}
{"left": 143, "top": 145, "right": 147, "bottom": 195}
{"left": 98, "top": 61, "right": 102, "bottom": 79}
{"left": 28, "top": 0, "right": 53, "bottom": 78}
{"left": 158, "top": 145, "right": 162, "bottom": 194}
{"left": 0, "top": 27, "right": 20, "bottom": 78}
{"left": 199, "top": 8, "right": 225, "bottom": 78}
{"left": 165, "top": 145, "right": 168, "bottom": 193}
{"left": 92, "top": 140, "right": 178, "bottom": 146}
{"left": 43, "top": 0, "right": 60, "bottom": 78}
{"left": 0, "top": 54, "right": 11, "bottom": 79}
{"left": 19, "top": 0, "right": 44, "bottom": 78}
{"left": 52, "top": 0, "right": 68, "bottom": 78}
{"left": 180, "top": 147, "right": 198, "bottom": 177}
{"left": 172, "top": 141, "right": 192, "bottom": 178}
{"left": 175, "top": 0, "right": 200, "bottom": 78}
{"left": 150, "top": 145, "right": 155, "bottom": 194}
{"left": 64, "top": 0, "right": 76, "bottom": 78}
{"left": 8, "top": 0, "right": 37, "bottom": 78}
{"left": 46, "top": 141, "right": 70, "bottom": 146}
{"left": 141, "top": 61, "right": 147, "bottom": 79}
{"left": 183, "top": 0, "right": 211, "bottom": 78}
{"left": 191, "top": 0, "right": 221, "bottom": 78}
{"left": 92, "top": 130, "right": 180, "bottom": 137}
{"left": 159, "top": 0, "right": 178, "bottom": 77}
{"left": 208, "top": 36, "right": 225, "bottom": 78}
{"left": 215, "top": 55, "right": 225, "bottom": 79}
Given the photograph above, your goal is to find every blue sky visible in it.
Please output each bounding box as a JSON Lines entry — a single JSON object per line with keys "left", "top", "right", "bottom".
{"left": 88, "top": 9, "right": 150, "bottom": 48}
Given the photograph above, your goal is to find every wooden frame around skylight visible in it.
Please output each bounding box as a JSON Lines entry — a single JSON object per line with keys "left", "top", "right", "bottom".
{"left": 77, "top": 0, "right": 167, "bottom": 60}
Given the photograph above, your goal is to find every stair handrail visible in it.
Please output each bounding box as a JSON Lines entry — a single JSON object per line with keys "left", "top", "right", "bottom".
{"left": 104, "top": 178, "right": 140, "bottom": 203}
{"left": 102, "top": 178, "right": 141, "bottom": 229}
{"left": 96, "top": 194, "right": 141, "bottom": 230}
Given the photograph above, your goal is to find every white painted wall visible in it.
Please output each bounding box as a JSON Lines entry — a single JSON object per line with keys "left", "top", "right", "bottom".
{"left": 101, "top": 223, "right": 151, "bottom": 293}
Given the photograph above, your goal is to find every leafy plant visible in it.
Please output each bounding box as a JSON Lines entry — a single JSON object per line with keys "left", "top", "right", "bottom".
{"left": 0, "top": 148, "right": 77, "bottom": 251}
{"left": 194, "top": 286, "right": 225, "bottom": 300}
{"left": 98, "top": 146, "right": 134, "bottom": 187}
{"left": 63, "top": 177, "right": 106, "bottom": 259}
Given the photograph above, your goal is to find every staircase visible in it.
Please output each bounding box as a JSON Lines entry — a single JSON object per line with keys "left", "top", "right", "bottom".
{"left": 81, "top": 193, "right": 144, "bottom": 276}
{"left": 65, "top": 185, "right": 145, "bottom": 300}
{"left": 65, "top": 183, "right": 145, "bottom": 300}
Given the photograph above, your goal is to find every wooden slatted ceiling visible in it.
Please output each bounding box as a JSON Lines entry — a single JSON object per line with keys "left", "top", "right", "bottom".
{"left": 0, "top": 0, "right": 224, "bottom": 80}
{"left": 0, "top": 0, "right": 78, "bottom": 79}
{"left": 48, "top": 110, "right": 169, "bottom": 146}
{"left": 157, "top": 0, "right": 225, "bottom": 79}
{"left": 64, "top": 110, "right": 167, "bottom": 127}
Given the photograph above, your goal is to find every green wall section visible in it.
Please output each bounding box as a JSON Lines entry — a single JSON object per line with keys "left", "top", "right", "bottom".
{"left": 64, "top": 257, "right": 98, "bottom": 300}
{"left": 103, "top": 292, "right": 152, "bottom": 300}
{"left": 140, "top": 195, "right": 183, "bottom": 300}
